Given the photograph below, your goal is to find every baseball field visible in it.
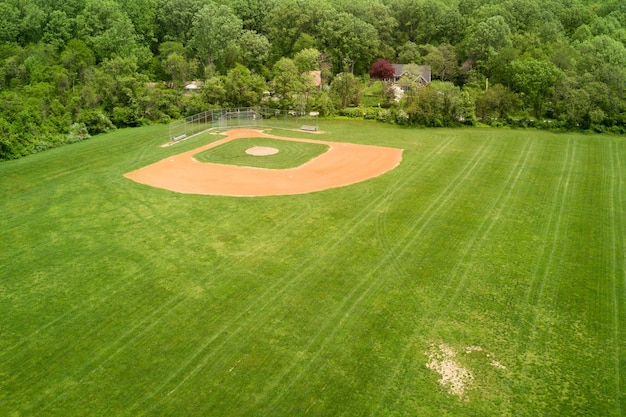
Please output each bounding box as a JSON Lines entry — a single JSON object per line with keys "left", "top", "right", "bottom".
{"left": 1, "top": 120, "right": 624, "bottom": 416}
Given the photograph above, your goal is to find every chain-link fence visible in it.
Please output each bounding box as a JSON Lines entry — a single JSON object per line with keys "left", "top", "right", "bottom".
{"left": 168, "top": 107, "right": 319, "bottom": 142}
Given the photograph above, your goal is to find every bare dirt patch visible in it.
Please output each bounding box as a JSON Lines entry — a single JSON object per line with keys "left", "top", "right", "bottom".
{"left": 426, "top": 343, "right": 474, "bottom": 399}
{"left": 125, "top": 128, "right": 403, "bottom": 197}
{"left": 425, "top": 343, "right": 508, "bottom": 400}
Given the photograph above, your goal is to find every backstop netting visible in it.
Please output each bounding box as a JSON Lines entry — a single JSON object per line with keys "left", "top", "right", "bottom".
{"left": 168, "top": 107, "right": 319, "bottom": 142}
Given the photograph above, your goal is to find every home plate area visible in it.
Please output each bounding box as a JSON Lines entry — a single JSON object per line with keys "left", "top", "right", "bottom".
{"left": 125, "top": 129, "right": 403, "bottom": 197}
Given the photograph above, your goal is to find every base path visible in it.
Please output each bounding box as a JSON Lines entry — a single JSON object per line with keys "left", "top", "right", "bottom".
{"left": 125, "top": 129, "right": 403, "bottom": 197}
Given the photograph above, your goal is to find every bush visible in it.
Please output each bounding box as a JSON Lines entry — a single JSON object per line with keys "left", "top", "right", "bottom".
{"left": 65, "top": 123, "right": 91, "bottom": 144}
{"left": 395, "top": 109, "right": 409, "bottom": 125}
{"left": 338, "top": 107, "right": 364, "bottom": 118}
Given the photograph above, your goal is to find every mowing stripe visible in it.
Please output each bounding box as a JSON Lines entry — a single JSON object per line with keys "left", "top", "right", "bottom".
{"left": 251, "top": 137, "right": 498, "bottom": 412}
{"left": 524, "top": 138, "right": 576, "bottom": 316}
{"left": 439, "top": 137, "right": 537, "bottom": 310}
{"left": 370, "top": 136, "right": 537, "bottom": 413}
{"left": 37, "top": 293, "right": 188, "bottom": 412}
{"left": 610, "top": 139, "right": 624, "bottom": 414}
{"left": 124, "top": 137, "right": 459, "bottom": 414}
{"left": 514, "top": 138, "right": 578, "bottom": 398}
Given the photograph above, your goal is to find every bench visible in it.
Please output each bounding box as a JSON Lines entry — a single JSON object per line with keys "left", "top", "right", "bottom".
{"left": 300, "top": 125, "right": 318, "bottom": 132}
{"left": 173, "top": 134, "right": 187, "bottom": 141}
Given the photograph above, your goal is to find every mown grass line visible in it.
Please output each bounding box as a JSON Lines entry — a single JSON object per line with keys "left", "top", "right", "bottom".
{"left": 609, "top": 139, "right": 625, "bottom": 414}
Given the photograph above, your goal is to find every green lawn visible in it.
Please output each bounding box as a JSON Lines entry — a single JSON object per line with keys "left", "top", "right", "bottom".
{"left": 1, "top": 121, "right": 624, "bottom": 416}
{"left": 193, "top": 136, "right": 329, "bottom": 169}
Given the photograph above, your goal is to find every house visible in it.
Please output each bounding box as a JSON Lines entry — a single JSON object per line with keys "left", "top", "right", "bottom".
{"left": 391, "top": 64, "right": 431, "bottom": 86}
{"left": 184, "top": 82, "right": 202, "bottom": 92}
{"left": 304, "top": 70, "right": 322, "bottom": 89}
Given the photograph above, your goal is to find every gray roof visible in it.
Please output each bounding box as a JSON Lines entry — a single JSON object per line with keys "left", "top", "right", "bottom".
{"left": 392, "top": 64, "right": 431, "bottom": 83}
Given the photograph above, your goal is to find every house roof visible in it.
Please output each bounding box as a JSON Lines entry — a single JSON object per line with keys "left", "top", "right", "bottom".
{"left": 392, "top": 64, "right": 432, "bottom": 84}
{"left": 305, "top": 70, "right": 322, "bottom": 88}
{"left": 184, "top": 82, "right": 202, "bottom": 90}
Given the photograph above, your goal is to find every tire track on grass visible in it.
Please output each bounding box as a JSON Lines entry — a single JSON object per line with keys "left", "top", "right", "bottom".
{"left": 2, "top": 283, "right": 183, "bottom": 400}
{"left": 125, "top": 138, "right": 458, "bottom": 415}
{"left": 370, "top": 136, "right": 537, "bottom": 414}
{"left": 1, "top": 198, "right": 196, "bottom": 359}
{"left": 33, "top": 208, "right": 311, "bottom": 414}
{"left": 374, "top": 136, "right": 465, "bottom": 280}
{"left": 438, "top": 137, "right": 537, "bottom": 311}
{"left": 250, "top": 138, "right": 496, "bottom": 413}
{"left": 36, "top": 293, "right": 188, "bottom": 412}
{"left": 512, "top": 138, "right": 577, "bottom": 398}
{"left": 522, "top": 138, "right": 576, "bottom": 322}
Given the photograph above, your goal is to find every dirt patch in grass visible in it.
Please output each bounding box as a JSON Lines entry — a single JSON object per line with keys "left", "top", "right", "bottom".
{"left": 426, "top": 343, "right": 474, "bottom": 399}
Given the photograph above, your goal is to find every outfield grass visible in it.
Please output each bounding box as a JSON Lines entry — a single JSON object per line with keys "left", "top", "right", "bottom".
{"left": 1, "top": 121, "right": 624, "bottom": 416}
{"left": 193, "top": 137, "right": 329, "bottom": 169}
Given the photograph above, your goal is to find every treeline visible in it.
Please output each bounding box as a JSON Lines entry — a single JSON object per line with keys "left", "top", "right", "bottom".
{"left": 1, "top": 0, "right": 625, "bottom": 159}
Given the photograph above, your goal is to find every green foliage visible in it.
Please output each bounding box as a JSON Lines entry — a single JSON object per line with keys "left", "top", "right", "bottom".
{"left": 223, "top": 64, "right": 266, "bottom": 107}
{"left": 190, "top": 3, "right": 243, "bottom": 71}
{"left": 271, "top": 57, "right": 306, "bottom": 109}
{"left": 509, "top": 58, "right": 563, "bottom": 118}
{"left": 318, "top": 11, "right": 380, "bottom": 74}
{"left": 1, "top": 0, "right": 626, "bottom": 160}
{"left": 330, "top": 72, "right": 361, "bottom": 108}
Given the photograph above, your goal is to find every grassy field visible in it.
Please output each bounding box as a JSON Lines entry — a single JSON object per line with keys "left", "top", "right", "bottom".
{"left": 1, "top": 120, "right": 624, "bottom": 416}
{"left": 193, "top": 136, "right": 329, "bottom": 169}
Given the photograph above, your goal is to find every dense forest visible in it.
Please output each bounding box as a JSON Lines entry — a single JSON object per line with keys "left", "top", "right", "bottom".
{"left": 1, "top": 0, "right": 625, "bottom": 159}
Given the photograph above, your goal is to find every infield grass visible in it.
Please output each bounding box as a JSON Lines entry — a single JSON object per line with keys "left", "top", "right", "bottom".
{"left": 1, "top": 121, "right": 624, "bottom": 416}
{"left": 193, "top": 137, "right": 329, "bottom": 169}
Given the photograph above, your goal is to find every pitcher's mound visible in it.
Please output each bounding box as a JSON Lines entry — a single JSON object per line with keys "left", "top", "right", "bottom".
{"left": 246, "top": 146, "right": 279, "bottom": 156}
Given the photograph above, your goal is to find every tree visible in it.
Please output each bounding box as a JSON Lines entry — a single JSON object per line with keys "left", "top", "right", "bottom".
{"left": 397, "top": 41, "right": 421, "bottom": 64}
{"left": 294, "top": 48, "right": 321, "bottom": 73}
{"left": 370, "top": 59, "right": 395, "bottom": 80}
{"left": 60, "top": 39, "right": 96, "bottom": 85}
{"left": 202, "top": 76, "right": 227, "bottom": 106}
{"left": 18, "top": 3, "right": 47, "bottom": 45}
{"left": 333, "top": 0, "right": 398, "bottom": 54}
{"left": 509, "top": 58, "right": 563, "bottom": 118}
{"left": 189, "top": 3, "right": 243, "bottom": 72}
{"left": 475, "top": 84, "right": 520, "bottom": 120}
{"left": 223, "top": 64, "right": 265, "bottom": 107}
{"left": 330, "top": 72, "right": 361, "bottom": 108}
{"left": 154, "top": 0, "right": 205, "bottom": 44}
{"left": 215, "top": 0, "right": 278, "bottom": 33}
{"left": 75, "top": 0, "right": 146, "bottom": 63}
{"left": 318, "top": 12, "right": 380, "bottom": 74}
{"left": 466, "top": 15, "right": 512, "bottom": 73}
{"left": 42, "top": 10, "right": 74, "bottom": 51}
{"left": 237, "top": 30, "right": 270, "bottom": 72}
{"left": 0, "top": 3, "right": 21, "bottom": 42}
{"left": 423, "top": 43, "right": 458, "bottom": 82}
{"left": 163, "top": 52, "right": 196, "bottom": 87}
{"left": 271, "top": 57, "right": 305, "bottom": 109}
{"left": 264, "top": 0, "right": 334, "bottom": 59}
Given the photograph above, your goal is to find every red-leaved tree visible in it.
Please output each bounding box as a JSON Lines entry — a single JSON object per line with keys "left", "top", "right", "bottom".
{"left": 369, "top": 59, "right": 395, "bottom": 80}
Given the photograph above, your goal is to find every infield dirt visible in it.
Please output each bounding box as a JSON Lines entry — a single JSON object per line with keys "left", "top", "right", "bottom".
{"left": 125, "top": 128, "right": 403, "bottom": 196}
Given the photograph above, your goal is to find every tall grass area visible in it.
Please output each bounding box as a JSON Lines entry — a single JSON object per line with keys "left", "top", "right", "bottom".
{"left": 1, "top": 121, "right": 624, "bottom": 416}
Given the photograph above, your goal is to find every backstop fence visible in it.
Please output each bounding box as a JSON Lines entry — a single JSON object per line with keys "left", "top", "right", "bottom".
{"left": 168, "top": 107, "right": 319, "bottom": 142}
